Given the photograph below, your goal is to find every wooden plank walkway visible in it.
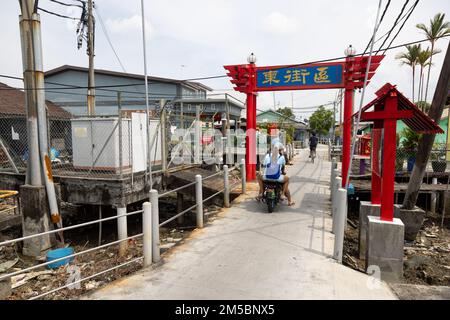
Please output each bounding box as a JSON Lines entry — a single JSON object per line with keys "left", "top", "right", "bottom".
{"left": 351, "top": 179, "right": 450, "bottom": 193}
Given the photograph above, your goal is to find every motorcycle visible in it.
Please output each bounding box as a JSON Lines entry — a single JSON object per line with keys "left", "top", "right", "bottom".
{"left": 262, "top": 180, "right": 283, "bottom": 213}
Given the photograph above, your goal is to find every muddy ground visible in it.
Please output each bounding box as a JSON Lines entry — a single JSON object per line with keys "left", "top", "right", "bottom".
{"left": 0, "top": 199, "right": 225, "bottom": 300}
{"left": 343, "top": 210, "right": 450, "bottom": 288}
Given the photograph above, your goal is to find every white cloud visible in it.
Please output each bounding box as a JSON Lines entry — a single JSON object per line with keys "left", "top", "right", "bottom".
{"left": 261, "top": 12, "right": 300, "bottom": 35}
{"left": 105, "top": 14, "right": 154, "bottom": 39}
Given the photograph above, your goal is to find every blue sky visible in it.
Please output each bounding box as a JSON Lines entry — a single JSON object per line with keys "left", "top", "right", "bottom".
{"left": 1, "top": 0, "right": 449, "bottom": 119}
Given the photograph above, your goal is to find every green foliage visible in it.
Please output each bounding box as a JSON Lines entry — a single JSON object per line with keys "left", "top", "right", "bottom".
{"left": 416, "top": 13, "right": 450, "bottom": 43}
{"left": 285, "top": 126, "right": 295, "bottom": 144}
{"left": 430, "top": 142, "right": 446, "bottom": 161}
{"left": 396, "top": 44, "right": 421, "bottom": 67}
{"left": 308, "top": 106, "right": 334, "bottom": 136}
{"left": 400, "top": 127, "right": 422, "bottom": 152}
{"left": 416, "top": 101, "right": 431, "bottom": 113}
{"left": 276, "top": 107, "right": 294, "bottom": 119}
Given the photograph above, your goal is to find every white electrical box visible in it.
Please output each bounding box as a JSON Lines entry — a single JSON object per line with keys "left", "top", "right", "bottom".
{"left": 71, "top": 115, "right": 161, "bottom": 173}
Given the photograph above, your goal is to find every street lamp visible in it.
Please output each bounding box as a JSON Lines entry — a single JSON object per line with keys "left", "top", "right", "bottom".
{"left": 247, "top": 52, "right": 257, "bottom": 64}
{"left": 344, "top": 45, "right": 356, "bottom": 57}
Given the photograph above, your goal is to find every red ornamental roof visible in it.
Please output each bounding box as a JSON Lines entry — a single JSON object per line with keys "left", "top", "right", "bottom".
{"left": 353, "top": 83, "right": 443, "bottom": 134}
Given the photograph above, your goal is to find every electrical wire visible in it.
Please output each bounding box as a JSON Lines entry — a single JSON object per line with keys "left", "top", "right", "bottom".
{"left": 375, "top": 0, "right": 410, "bottom": 54}
{"left": 345, "top": 0, "right": 383, "bottom": 189}
{"left": 37, "top": 7, "right": 79, "bottom": 20}
{"left": 0, "top": 33, "right": 448, "bottom": 93}
{"left": 381, "top": 0, "right": 419, "bottom": 55}
{"left": 48, "top": 0, "right": 84, "bottom": 9}
{"left": 362, "top": 0, "right": 391, "bottom": 55}
{"left": 94, "top": 4, "right": 127, "bottom": 73}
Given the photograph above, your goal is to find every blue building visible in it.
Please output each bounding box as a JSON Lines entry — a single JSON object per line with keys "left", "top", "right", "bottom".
{"left": 44, "top": 65, "right": 244, "bottom": 121}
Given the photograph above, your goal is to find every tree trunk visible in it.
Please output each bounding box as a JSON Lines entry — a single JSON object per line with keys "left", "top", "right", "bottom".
{"left": 418, "top": 65, "right": 423, "bottom": 106}
{"left": 412, "top": 65, "right": 415, "bottom": 104}
{"left": 403, "top": 41, "right": 450, "bottom": 209}
{"left": 424, "top": 41, "right": 435, "bottom": 103}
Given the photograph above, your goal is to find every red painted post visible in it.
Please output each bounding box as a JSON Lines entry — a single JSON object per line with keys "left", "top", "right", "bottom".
{"left": 380, "top": 96, "right": 397, "bottom": 221}
{"left": 246, "top": 92, "right": 257, "bottom": 181}
{"left": 342, "top": 87, "right": 354, "bottom": 187}
{"left": 371, "top": 125, "right": 382, "bottom": 205}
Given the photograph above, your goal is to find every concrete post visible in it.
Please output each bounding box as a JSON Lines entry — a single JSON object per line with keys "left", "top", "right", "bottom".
{"left": 223, "top": 165, "right": 230, "bottom": 208}
{"left": 333, "top": 188, "right": 348, "bottom": 263}
{"left": 241, "top": 158, "right": 246, "bottom": 194}
{"left": 431, "top": 177, "right": 438, "bottom": 213}
{"left": 358, "top": 201, "right": 380, "bottom": 260}
{"left": 142, "top": 202, "right": 152, "bottom": 267}
{"left": 332, "top": 169, "right": 339, "bottom": 207}
{"left": 20, "top": 185, "right": 55, "bottom": 257}
{"left": 366, "top": 216, "right": 405, "bottom": 281}
{"left": 332, "top": 176, "right": 342, "bottom": 234}
{"left": 150, "top": 189, "right": 160, "bottom": 262}
{"left": 330, "top": 159, "right": 337, "bottom": 199}
{"left": 117, "top": 206, "right": 128, "bottom": 257}
{"left": 195, "top": 174, "right": 204, "bottom": 228}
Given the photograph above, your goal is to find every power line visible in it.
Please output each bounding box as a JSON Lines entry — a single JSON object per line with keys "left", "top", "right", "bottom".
{"left": 362, "top": 0, "right": 391, "bottom": 55}
{"left": 381, "top": 0, "right": 420, "bottom": 55}
{"left": 37, "top": 7, "right": 79, "bottom": 20}
{"left": 94, "top": 4, "right": 127, "bottom": 73}
{"left": 48, "top": 0, "right": 84, "bottom": 9}
{"left": 375, "top": 0, "right": 410, "bottom": 54}
{"left": 0, "top": 34, "right": 448, "bottom": 93}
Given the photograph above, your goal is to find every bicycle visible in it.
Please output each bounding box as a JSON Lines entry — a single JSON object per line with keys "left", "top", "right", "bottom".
{"left": 310, "top": 148, "right": 316, "bottom": 163}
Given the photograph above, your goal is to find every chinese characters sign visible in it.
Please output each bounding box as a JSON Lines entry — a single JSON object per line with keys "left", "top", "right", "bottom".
{"left": 256, "top": 63, "right": 344, "bottom": 91}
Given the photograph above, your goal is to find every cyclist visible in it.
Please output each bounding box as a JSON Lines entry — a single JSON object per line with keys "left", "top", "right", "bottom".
{"left": 309, "top": 132, "right": 318, "bottom": 159}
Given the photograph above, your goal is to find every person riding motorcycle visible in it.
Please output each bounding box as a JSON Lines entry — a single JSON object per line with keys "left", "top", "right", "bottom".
{"left": 256, "top": 144, "right": 295, "bottom": 206}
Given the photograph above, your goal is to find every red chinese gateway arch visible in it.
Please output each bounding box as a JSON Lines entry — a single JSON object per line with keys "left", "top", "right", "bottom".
{"left": 224, "top": 54, "right": 384, "bottom": 182}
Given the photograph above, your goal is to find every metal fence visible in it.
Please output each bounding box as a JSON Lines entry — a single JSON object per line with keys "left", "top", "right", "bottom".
{"left": 0, "top": 160, "right": 246, "bottom": 300}
{"left": 0, "top": 99, "right": 250, "bottom": 181}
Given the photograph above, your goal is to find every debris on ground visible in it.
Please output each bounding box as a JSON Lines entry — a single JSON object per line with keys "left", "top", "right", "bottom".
{"left": 0, "top": 258, "right": 19, "bottom": 273}
{"left": 343, "top": 212, "right": 450, "bottom": 286}
{"left": 0, "top": 201, "right": 225, "bottom": 300}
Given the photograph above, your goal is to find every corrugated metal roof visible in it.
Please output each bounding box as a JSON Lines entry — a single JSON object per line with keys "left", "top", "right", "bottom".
{"left": 45, "top": 65, "right": 213, "bottom": 92}
{"left": 0, "top": 82, "right": 71, "bottom": 119}
{"left": 353, "top": 83, "right": 443, "bottom": 134}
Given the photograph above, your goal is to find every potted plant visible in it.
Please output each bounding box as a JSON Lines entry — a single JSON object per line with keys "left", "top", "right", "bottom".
{"left": 430, "top": 142, "right": 447, "bottom": 172}
{"left": 400, "top": 128, "right": 421, "bottom": 172}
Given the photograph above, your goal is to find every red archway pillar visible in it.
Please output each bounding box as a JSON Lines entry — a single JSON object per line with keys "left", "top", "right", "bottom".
{"left": 371, "top": 123, "right": 382, "bottom": 205}
{"left": 342, "top": 87, "right": 354, "bottom": 187}
{"left": 380, "top": 96, "right": 398, "bottom": 221}
{"left": 246, "top": 92, "right": 257, "bottom": 181}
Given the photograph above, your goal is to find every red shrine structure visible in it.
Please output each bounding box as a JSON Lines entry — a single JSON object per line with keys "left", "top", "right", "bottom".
{"left": 354, "top": 83, "right": 443, "bottom": 221}
{"left": 224, "top": 53, "right": 384, "bottom": 182}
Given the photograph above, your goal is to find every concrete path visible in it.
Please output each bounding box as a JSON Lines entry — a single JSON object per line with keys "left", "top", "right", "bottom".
{"left": 88, "top": 145, "right": 397, "bottom": 300}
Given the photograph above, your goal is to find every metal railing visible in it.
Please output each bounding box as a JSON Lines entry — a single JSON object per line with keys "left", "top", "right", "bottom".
{"left": 0, "top": 159, "right": 247, "bottom": 300}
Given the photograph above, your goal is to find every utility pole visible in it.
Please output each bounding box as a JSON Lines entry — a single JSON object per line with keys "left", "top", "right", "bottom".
{"left": 87, "top": 0, "right": 95, "bottom": 115}
{"left": 18, "top": 0, "right": 61, "bottom": 256}
{"left": 403, "top": 41, "right": 450, "bottom": 210}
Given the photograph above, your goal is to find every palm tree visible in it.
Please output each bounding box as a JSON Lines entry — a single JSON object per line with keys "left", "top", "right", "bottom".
{"left": 396, "top": 44, "right": 421, "bottom": 103}
{"left": 417, "top": 47, "right": 441, "bottom": 104}
{"left": 416, "top": 13, "right": 450, "bottom": 103}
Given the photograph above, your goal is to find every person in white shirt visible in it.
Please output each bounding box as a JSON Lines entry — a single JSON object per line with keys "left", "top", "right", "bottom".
{"left": 256, "top": 144, "right": 294, "bottom": 206}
